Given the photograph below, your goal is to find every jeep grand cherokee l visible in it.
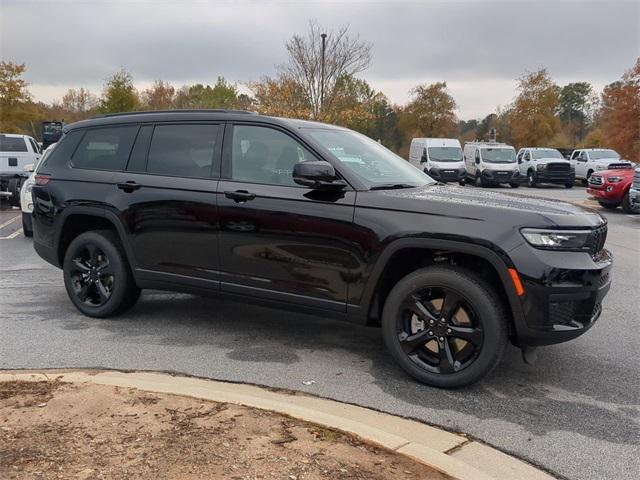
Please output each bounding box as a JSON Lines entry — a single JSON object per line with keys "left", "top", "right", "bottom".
{"left": 31, "top": 110, "right": 612, "bottom": 388}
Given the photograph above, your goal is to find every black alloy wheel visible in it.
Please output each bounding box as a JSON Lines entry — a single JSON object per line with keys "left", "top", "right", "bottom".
{"left": 396, "top": 287, "right": 483, "bottom": 375}
{"left": 63, "top": 230, "right": 140, "bottom": 317}
{"left": 69, "top": 243, "right": 115, "bottom": 307}
{"left": 382, "top": 266, "right": 507, "bottom": 388}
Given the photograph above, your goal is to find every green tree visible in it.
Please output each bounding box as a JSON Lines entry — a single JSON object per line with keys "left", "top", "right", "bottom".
{"left": 174, "top": 77, "right": 243, "bottom": 109}
{"left": 0, "top": 61, "right": 33, "bottom": 133}
{"left": 558, "top": 82, "right": 596, "bottom": 142}
{"left": 510, "top": 68, "right": 561, "bottom": 148}
{"left": 99, "top": 69, "right": 139, "bottom": 114}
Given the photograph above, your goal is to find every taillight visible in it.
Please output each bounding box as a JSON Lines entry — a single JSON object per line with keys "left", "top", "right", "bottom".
{"left": 35, "top": 175, "right": 51, "bottom": 185}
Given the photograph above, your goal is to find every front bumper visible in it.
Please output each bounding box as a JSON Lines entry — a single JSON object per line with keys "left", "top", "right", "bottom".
{"left": 427, "top": 167, "right": 466, "bottom": 182}
{"left": 535, "top": 169, "right": 574, "bottom": 184}
{"left": 587, "top": 185, "right": 622, "bottom": 203}
{"left": 482, "top": 169, "right": 522, "bottom": 183}
{"left": 508, "top": 243, "right": 613, "bottom": 346}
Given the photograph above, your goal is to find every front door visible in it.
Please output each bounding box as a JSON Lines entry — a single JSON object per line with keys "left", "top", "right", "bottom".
{"left": 112, "top": 122, "right": 223, "bottom": 286}
{"left": 217, "top": 123, "right": 358, "bottom": 312}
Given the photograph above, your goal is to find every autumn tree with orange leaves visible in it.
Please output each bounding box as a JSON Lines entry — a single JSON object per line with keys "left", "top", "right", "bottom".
{"left": 598, "top": 58, "right": 640, "bottom": 162}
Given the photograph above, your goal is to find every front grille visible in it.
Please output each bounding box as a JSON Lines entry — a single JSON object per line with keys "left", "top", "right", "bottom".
{"left": 588, "top": 224, "right": 608, "bottom": 256}
{"left": 633, "top": 172, "right": 640, "bottom": 189}
{"left": 549, "top": 301, "right": 577, "bottom": 325}
{"left": 589, "top": 175, "right": 604, "bottom": 186}
{"left": 546, "top": 162, "right": 570, "bottom": 172}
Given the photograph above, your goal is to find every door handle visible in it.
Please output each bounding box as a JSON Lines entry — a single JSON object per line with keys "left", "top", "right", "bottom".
{"left": 117, "top": 181, "right": 142, "bottom": 192}
{"left": 224, "top": 190, "right": 256, "bottom": 202}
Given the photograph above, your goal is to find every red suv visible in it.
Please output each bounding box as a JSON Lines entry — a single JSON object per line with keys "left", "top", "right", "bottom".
{"left": 587, "top": 165, "right": 639, "bottom": 213}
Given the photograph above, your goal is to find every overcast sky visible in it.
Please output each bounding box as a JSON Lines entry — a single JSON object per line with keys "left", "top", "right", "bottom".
{"left": 1, "top": 0, "right": 638, "bottom": 119}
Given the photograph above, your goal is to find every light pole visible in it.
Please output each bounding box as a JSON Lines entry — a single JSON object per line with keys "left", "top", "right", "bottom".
{"left": 320, "top": 32, "right": 327, "bottom": 115}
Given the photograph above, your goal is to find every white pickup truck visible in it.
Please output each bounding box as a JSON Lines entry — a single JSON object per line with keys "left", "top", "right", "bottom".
{"left": 1, "top": 133, "right": 42, "bottom": 208}
{"left": 569, "top": 148, "right": 633, "bottom": 184}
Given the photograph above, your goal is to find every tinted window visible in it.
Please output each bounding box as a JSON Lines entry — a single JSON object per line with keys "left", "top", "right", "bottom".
{"left": 147, "top": 124, "right": 218, "bottom": 178}
{"left": 231, "top": 125, "right": 316, "bottom": 186}
{"left": 39, "top": 130, "right": 84, "bottom": 171}
{"left": 72, "top": 126, "right": 137, "bottom": 171}
{"left": 127, "top": 125, "right": 153, "bottom": 172}
{"left": 28, "top": 138, "right": 41, "bottom": 154}
{"left": 0, "top": 137, "right": 28, "bottom": 152}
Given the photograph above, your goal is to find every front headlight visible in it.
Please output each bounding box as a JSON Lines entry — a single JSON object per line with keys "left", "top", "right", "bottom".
{"left": 607, "top": 176, "right": 623, "bottom": 183}
{"left": 521, "top": 228, "right": 591, "bottom": 250}
{"left": 596, "top": 165, "right": 606, "bottom": 170}
{"left": 536, "top": 164, "right": 546, "bottom": 170}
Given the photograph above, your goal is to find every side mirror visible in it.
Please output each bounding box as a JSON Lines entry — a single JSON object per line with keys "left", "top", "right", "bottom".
{"left": 23, "top": 163, "right": 34, "bottom": 173}
{"left": 293, "top": 161, "right": 347, "bottom": 191}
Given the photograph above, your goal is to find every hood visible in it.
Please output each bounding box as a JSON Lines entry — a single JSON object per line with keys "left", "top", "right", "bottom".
{"left": 359, "top": 184, "right": 605, "bottom": 228}
{"left": 592, "top": 167, "right": 635, "bottom": 178}
{"left": 533, "top": 157, "right": 571, "bottom": 163}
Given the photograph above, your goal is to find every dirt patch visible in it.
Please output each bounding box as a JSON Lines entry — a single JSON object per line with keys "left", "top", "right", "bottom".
{"left": 0, "top": 381, "right": 449, "bottom": 479}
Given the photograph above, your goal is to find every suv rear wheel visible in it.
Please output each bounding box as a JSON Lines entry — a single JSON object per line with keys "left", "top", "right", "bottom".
{"left": 63, "top": 230, "right": 140, "bottom": 318}
{"left": 382, "top": 266, "right": 507, "bottom": 388}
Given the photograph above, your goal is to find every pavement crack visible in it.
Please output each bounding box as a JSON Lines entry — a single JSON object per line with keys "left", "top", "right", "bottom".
{"left": 443, "top": 438, "right": 472, "bottom": 455}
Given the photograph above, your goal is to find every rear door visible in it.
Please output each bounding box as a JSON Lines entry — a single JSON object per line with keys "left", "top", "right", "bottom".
{"left": 217, "top": 122, "right": 358, "bottom": 311}
{"left": 112, "top": 122, "right": 223, "bottom": 286}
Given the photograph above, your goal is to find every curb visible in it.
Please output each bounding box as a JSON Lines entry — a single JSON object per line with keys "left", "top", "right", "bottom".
{"left": 1, "top": 369, "right": 555, "bottom": 480}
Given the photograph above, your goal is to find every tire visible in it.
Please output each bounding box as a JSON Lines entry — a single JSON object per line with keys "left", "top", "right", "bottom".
{"left": 8, "top": 178, "right": 21, "bottom": 208}
{"left": 63, "top": 230, "right": 141, "bottom": 318}
{"left": 381, "top": 266, "right": 508, "bottom": 388}
{"left": 598, "top": 201, "right": 620, "bottom": 210}
{"left": 527, "top": 171, "right": 537, "bottom": 188}
{"left": 475, "top": 173, "right": 488, "bottom": 188}
{"left": 565, "top": 183, "right": 573, "bottom": 189}
{"left": 621, "top": 192, "right": 637, "bottom": 214}
{"left": 459, "top": 180, "right": 466, "bottom": 187}
{"left": 22, "top": 212, "right": 33, "bottom": 237}
{"left": 509, "top": 183, "right": 520, "bottom": 188}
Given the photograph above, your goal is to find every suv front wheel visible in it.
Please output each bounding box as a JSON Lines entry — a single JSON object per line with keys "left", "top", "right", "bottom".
{"left": 382, "top": 266, "right": 507, "bottom": 388}
{"left": 63, "top": 230, "right": 141, "bottom": 318}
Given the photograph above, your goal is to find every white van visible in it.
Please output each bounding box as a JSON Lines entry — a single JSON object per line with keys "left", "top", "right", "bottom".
{"left": 463, "top": 141, "right": 521, "bottom": 188}
{"left": 408, "top": 138, "right": 465, "bottom": 184}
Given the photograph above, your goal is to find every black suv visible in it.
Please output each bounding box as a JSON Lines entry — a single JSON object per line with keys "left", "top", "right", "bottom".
{"left": 32, "top": 110, "right": 612, "bottom": 388}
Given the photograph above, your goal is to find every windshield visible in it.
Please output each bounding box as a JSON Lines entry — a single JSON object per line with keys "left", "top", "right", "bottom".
{"left": 482, "top": 148, "right": 516, "bottom": 163}
{"left": 428, "top": 147, "right": 463, "bottom": 162}
{"left": 306, "top": 128, "right": 434, "bottom": 189}
{"left": 590, "top": 150, "right": 620, "bottom": 160}
{"left": 532, "top": 149, "right": 563, "bottom": 159}
{"left": 0, "top": 137, "right": 28, "bottom": 152}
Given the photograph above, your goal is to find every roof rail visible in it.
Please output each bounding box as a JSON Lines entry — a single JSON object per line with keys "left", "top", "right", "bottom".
{"left": 95, "top": 109, "right": 258, "bottom": 118}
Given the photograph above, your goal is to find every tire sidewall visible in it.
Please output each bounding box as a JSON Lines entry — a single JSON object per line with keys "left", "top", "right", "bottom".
{"left": 382, "top": 267, "right": 507, "bottom": 388}
{"left": 63, "top": 231, "right": 131, "bottom": 318}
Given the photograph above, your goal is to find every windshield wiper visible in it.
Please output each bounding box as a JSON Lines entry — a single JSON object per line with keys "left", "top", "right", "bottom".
{"left": 369, "top": 183, "right": 417, "bottom": 191}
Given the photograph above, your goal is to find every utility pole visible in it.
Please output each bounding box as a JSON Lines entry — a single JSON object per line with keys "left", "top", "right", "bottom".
{"left": 320, "top": 32, "right": 327, "bottom": 115}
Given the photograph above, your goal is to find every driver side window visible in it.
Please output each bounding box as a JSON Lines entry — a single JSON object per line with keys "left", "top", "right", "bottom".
{"left": 230, "top": 125, "right": 316, "bottom": 186}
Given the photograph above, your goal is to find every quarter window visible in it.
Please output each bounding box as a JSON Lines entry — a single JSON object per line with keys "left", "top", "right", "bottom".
{"left": 147, "top": 124, "right": 219, "bottom": 178}
{"left": 72, "top": 126, "right": 137, "bottom": 171}
{"left": 230, "top": 125, "right": 315, "bottom": 186}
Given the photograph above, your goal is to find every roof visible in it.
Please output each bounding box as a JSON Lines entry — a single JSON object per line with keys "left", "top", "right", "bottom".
{"left": 0, "top": 133, "right": 31, "bottom": 138}
{"left": 63, "top": 110, "right": 343, "bottom": 133}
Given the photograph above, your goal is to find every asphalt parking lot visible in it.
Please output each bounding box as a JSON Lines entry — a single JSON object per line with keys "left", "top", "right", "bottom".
{"left": 1, "top": 185, "right": 639, "bottom": 480}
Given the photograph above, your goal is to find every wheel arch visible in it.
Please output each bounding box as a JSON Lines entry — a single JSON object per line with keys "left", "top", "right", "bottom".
{"left": 357, "top": 238, "right": 524, "bottom": 337}
{"left": 55, "top": 206, "right": 136, "bottom": 271}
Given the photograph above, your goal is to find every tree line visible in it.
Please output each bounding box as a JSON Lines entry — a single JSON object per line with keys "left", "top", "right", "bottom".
{"left": 1, "top": 20, "right": 638, "bottom": 161}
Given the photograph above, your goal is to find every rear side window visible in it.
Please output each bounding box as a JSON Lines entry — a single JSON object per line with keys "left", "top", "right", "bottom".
{"left": 0, "top": 137, "right": 28, "bottom": 152}
{"left": 39, "top": 130, "right": 84, "bottom": 172}
{"left": 71, "top": 126, "right": 137, "bottom": 171}
{"left": 147, "top": 124, "right": 219, "bottom": 178}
